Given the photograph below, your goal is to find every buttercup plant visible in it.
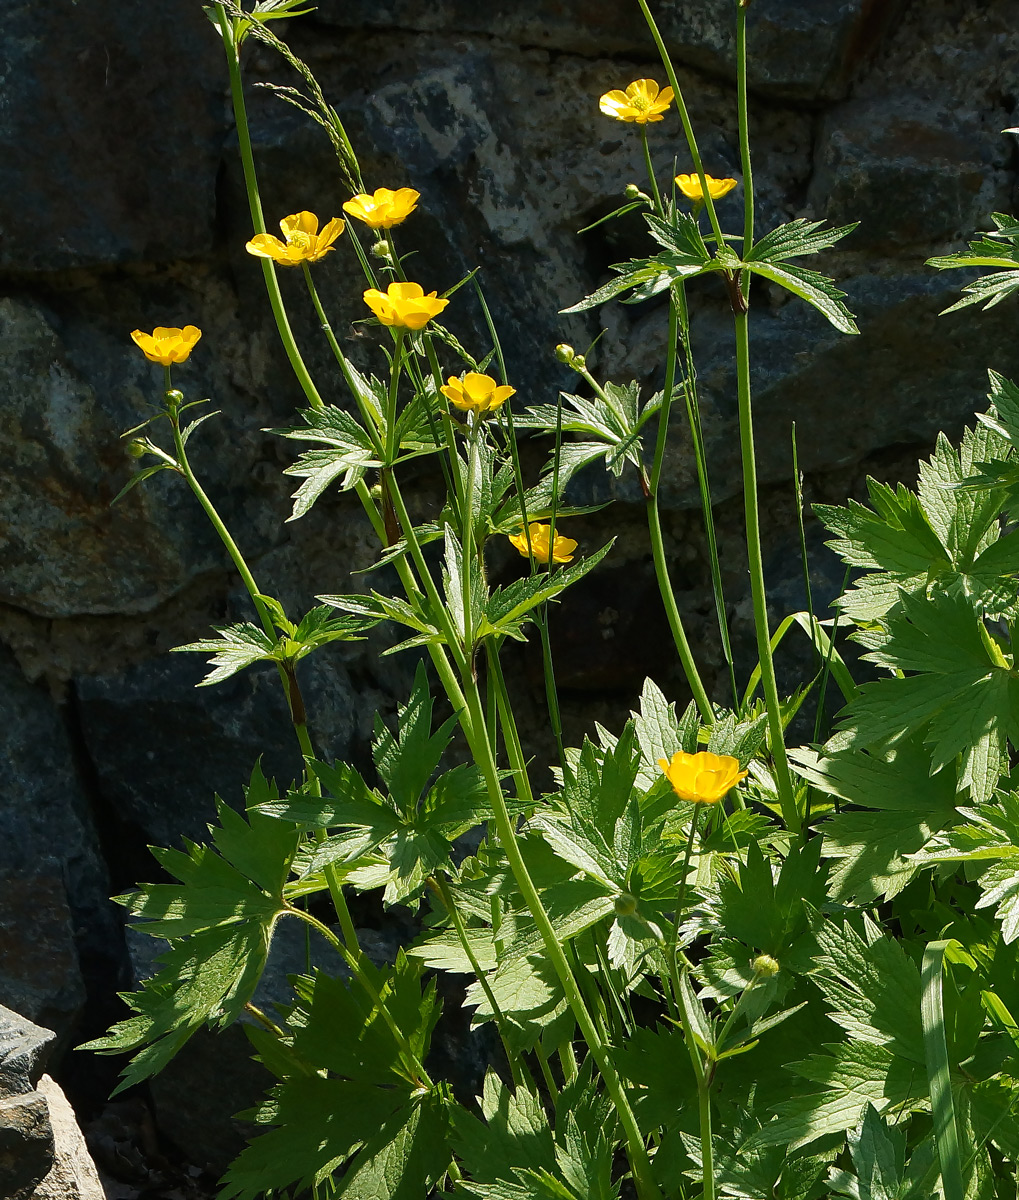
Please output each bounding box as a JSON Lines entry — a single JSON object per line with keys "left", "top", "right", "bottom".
{"left": 86, "top": 2, "right": 1019, "bottom": 1199}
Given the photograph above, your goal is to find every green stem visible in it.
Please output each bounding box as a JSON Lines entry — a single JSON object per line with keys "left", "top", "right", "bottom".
{"left": 386, "top": 474, "right": 467, "bottom": 672}
{"left": 669, "top": 805, "right": 700, "bottom": 1008}
{"left": 644, "top": 294, "right": 713, "bottom": 722}
{"left": 485, "top": 643, "right": 536, "bottom": 807}
{"left": 640, "top": 125, "right": 664, "bottom": 216}
{"left": 171, "top": 403, "right": 362, "bottom": 953}
{"left": 433, "top": 873, "right": 523, "bottom": 1086}
{"left": 301, "top": 263, "right": 385, "bottom": 452}
{"left": 647, "top": 499, "right": 713, "bottom": 722}
{"left": 733, "top": 313, "right": 798, "bottom": 831}
{"left": 698, "top": 1078, "right": 716, "bottom": 1200}
{"left": 385, "top": 330, "right": 406, "bottom": 465}
{"left": 423, "top": 335, "right": 466, "bottom": 501}
{"left": 455, "top": 670, "right": 661, "bottom": 1200}
{"left": 635, "top": 0, "right": 727, "bottom": 252}
{"left": 460, "top": 419, "right": 481, "bottom": 654}
{"left": 736, "top": 2, "right": 755, "bottom": 256}
{"left": 287, "top": 907, "right": 432, "bottom": 1088}
{"left": 674, "top": 286, "right": 739, "bottom": 708}
{"left": 214, "top": 5, "right": 324, "bottom": 412}
{"left": 170, "top": 407, "right": 274, "bottom": 641}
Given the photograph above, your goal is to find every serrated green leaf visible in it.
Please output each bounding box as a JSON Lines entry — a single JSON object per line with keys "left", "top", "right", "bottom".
{"left": 745, "top": 218, "right": 857, "bottom": 264}
{"left": 746, "top": 261, "right": 859, "bottom": 334}
{"left": 83, "top": 764, "right": 302, "bottom": 1090}
{"left": 750, "top": 1042, "right": 925, "bottom": 1151}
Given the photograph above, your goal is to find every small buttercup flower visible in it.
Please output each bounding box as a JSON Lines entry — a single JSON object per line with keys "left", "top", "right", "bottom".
{"left": 245, "top": 211, "right": 345, "bottom": 266}
{"left": 343, "top": 187, "right": 420, "bottom": 229}
{"left": 599, "top": 79, "right": 674, "bottom": 125}
{"left": 675, "top": 173, "right": 738, "bottom": 203}
{"left": 657, "top": 750, "right": 748, "bottom": 805}
{"left": 130, "top": 325, "right": 202, "bottom": 366}
{"left": 362, "top": 281, "right": 449, "bottom": 330}
{"left": 508, "top": 522, "right": 578, "bottom": 565}
{"left": 441, "top": 372, "right": 515, "bottom": 416}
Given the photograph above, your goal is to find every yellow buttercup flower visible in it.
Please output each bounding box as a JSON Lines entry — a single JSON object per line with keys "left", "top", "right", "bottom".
{"left": 657, "top": 751, "right": 748, "bottom": 805}
{"left": 343, "top": 187, "right": 420, "bottom": 229}
{"left": 245, "top": 211, "right": 345, "bottom": 266}
{"left": 508, "top": 522, "right": 578, "bottom": 565}
{"left": 599, "top": 79, "right": 674, "bottom": 125}
{"left": 362, "top": 281, "right": 449, "bottom": 330}
{"left": 675, "top": 173, "right": 739, "bottom": 203}
{"left": 441, "top": 372, "right": 515, "bottom": 416}
{"left": 130, "top": 325, "right": 202, "bottom": 366}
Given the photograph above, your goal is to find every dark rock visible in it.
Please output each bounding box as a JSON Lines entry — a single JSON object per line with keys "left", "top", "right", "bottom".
{"left": 0, "top": 1008, "right": 54, "bottom": 1100}
{"left": 76, "top": 647, "right": 362, "bottom": 850}
{"left": 0, "top": 0, "right": 223, "bottom": 271}
{"left": 0, "top": 653, "right": 111, "bottom": 1036}
{"left": 808, "top": 95, "right": 1007, "bottom": 249}
{"left": 308, "top": 0, "right": 901, "bottom": 101}
{"left": 0, "top": 1092, "right": 54, "bottom": 1200}
{"left": 128, "top": 919, "right": 349, "bottom": 1171}
{"left": 604, "top": 272, "right": 1019, "bottom": 513}
{"left": 0, "top": 285, "right": 293, "bottom": 620}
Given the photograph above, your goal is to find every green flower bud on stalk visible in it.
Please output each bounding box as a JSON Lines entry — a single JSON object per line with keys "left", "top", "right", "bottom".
{"left": 614, "top": 892, "right": 638, "bottom": 917}
{"left": 371, "top": 238, "right": 393, "bottom": 261}
{"left": 126, "top": 439, "right": 149, "bottom": 459}
{"left": 555, "top": 343, "right": 586, "bottom": 371}
{"left": 752, "top": 953, "right": 780, "bottom": 977}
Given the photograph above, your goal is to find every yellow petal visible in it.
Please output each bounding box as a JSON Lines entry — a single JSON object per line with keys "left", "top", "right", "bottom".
{"left": 343, "top": 195, "right": 372, "bottom": 220}
{"left": 461, "top": 372, "right": 495, "bottom": 403}
{"left": 599, "top": 91, "right": 632, "bottom": 119}
{"left": 632, "top": 78, "right": 659, "bottom": 102}
{"left": 281, "top": 211, "right": 319, "bottom": 237}
{"left": 246, "top": 233, "right": 288, "bottom": 260}
{"left": 389, "top": 281, "right": 425, "bottom": 300}
{"left": 317, "top": 217, "right": 346, "bottom": 249}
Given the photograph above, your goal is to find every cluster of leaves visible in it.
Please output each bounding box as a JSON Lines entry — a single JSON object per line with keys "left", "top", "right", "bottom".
{"left": 564, "top": 211, "right": 859, "bottom": 335}
{"left": 98, "top": 9, "right": 1019, "bottom": 1196}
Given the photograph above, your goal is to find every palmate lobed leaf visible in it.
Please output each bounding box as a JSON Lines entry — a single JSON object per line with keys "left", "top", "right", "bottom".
{"left": 744, "top": 217, "right": 858, "bottom": 264}
{"left": 82, "top": 763, "right": 300, "bottom": 1089}
{"left": 745, "top": 260, "right": 859, "bottom": 334}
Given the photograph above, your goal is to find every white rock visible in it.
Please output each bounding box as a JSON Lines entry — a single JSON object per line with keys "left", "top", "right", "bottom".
{"left": 30, "top": 1075, "right": 105, "bottom": 1200}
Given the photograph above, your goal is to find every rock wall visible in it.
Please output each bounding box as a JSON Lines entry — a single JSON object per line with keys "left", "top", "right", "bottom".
{"left": 2, "top": 0, "right": 1019, "bottom": 1171}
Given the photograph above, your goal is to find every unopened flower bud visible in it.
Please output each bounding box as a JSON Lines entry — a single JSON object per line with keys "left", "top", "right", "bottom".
{"left": 126, "top": 439, "right": 149, "bottom": 459}
{"left": 371, "top": 238, "right": 392, "bottom": 261}
{"left": 752, "top": 953, "right": 780, "bottom": 978}
{"left": 614, "top": 892, "right": 638, "bottom": 917}
{"left": 369, "top": 482, "right": 384, "bottom": 502}
{"left": 624, "top": 183, "right": 646, "bottom": 200}
{"left": 555, "top": 344, "right": 586, "bottom": 371}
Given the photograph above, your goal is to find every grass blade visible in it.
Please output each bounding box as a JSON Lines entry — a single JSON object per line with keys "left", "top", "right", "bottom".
{"left": 922, "top": 939, "right": 965, "bottom": 1200}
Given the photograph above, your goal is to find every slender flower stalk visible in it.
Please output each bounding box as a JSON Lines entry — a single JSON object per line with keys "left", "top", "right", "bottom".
{"left": 672, "top": 286, "right": 739, "bottom": 707}
{"left": 733, "top": 315, "right": 798, "bottom": 830}
{"left": 213, "top": 4, "right": 324, "bottom": 412}
{"left": 730, "top": 2, "right": 799, "bottom": 830}
{"left": 300, "top": 264, "right": 385, "bottom": 453}
{"left": 640, "top": 126, "right": 664, "bottom": 216}
{"left": 286, "top": 906, "right": 432, "bottom": 1088}
{"left": 638, "top": 299, "right": 714, "bottom": 722}
{"left": 165, "top": 383, "right": 362, "bottom": 950}
{"left": 635, "top": 0, "right": 728, "bottom": 253}
{"left": 432, "top": 873, "right": 524, "bottom": 1086}
{"left": 455, "top": 668, "right": 662, "bottom": 1200}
